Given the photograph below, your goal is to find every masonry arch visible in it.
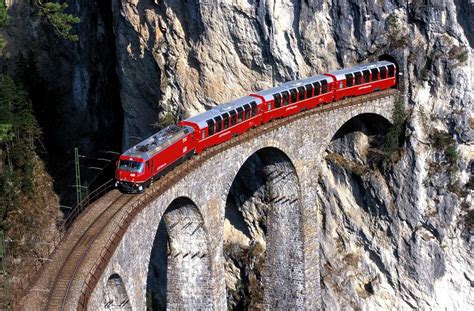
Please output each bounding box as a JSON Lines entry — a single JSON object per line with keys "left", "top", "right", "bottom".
{"left": 331, "top": 113, "right": 392, "bottom": 142}
{"left": 146, "top": 197, "right": 211, "bottom": 310}
{"left": 103, "top": 273, "right": 131, "bottom": 310}
{"left": 328, "top": 112, "right": 392, "bottom": 170}
{"left": 223, "top": 147, "right": 305, "bottom": 309}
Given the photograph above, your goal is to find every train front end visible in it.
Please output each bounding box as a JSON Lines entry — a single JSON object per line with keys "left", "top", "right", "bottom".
{"left": 115, "top": 156, "right": 147, "bottom": 193}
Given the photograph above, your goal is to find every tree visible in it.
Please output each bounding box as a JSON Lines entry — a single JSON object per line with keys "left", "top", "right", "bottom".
{"left": 0, "top": 75, "right": 41, "bottom": 219}
{"left": 37, "top": 1, "right": 80, "bottom": 42}
{"left": 384, "top": 96, "right": 407, "bottom": 154}
{"left": 0, "top": 0, "right": 8, "bottom": 50}
{"left": 0, "top": 0, "right": 8, "bottom": 27}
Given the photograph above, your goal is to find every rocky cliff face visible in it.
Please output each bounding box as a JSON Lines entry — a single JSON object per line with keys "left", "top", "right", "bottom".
{"left": 1, "top": 0, "right": 124, "bottom": 204}
{"left": 2, "top": 0, "right": 472, "bottom": 308}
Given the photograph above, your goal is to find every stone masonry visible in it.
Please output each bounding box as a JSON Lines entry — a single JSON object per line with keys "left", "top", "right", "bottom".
{"left": 87, "top": 94, "right": 396, "bottom": 310}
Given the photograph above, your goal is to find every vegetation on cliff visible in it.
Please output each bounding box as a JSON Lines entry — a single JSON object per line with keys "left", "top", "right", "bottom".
{"left": 37, "top": 0, "right": 80, "bottom": 42}
{"left": 0, "top": 1, "right": 67, "bottom": 303}
{"left": 0, "top": 0, "right": 8, "bottom": 50}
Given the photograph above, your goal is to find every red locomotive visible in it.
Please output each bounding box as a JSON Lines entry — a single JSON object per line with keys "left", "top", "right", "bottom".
{"left": 115, "top": 61, "right": 397, "bottom": 193}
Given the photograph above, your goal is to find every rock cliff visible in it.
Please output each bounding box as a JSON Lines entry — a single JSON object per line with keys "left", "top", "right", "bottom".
{"left": 1, "top": 0, "right": 472, "bottom": 308}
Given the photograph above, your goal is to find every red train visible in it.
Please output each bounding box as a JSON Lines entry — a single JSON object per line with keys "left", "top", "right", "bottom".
{"left": 115, "top": 61, "right": 397, "bottom": 193}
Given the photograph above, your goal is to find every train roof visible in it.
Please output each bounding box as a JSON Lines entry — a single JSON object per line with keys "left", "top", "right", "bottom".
{"left": 184, "top": 95, "right": 262, "bottom": 129}
{"left": 328, "top": 60, "right": 395, "bottom": 80}
{"left": 254, "top": 74, "right": 331, "bottom": 101}
{"left": 121, "top": 125, "right": 193, "bottom": 160}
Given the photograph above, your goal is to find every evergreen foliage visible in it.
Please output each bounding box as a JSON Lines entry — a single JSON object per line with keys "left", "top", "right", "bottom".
{"left": 0, "top": 0, "right": 8, "bottom": 51}
{"left": 384, "top": 96, "right": 407, "bottom": 154}
{"left": 0, "top": 75, "right": 41, "bottom": 229}
{"left": 38, "top": 1, "right": 80, "bottom": 42}
{"left": 0, "top": 0, "right": 8, "bottom": 28}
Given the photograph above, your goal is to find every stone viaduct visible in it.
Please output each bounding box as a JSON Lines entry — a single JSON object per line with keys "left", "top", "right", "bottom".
{"left": 76, "top": 92, "right": 398, "bottom": 310}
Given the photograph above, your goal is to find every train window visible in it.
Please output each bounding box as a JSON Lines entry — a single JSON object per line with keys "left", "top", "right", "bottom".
{"left": 313, "top": 82, "right": 320, "bottom": 96}
{"left": 207, "top": 120, "right": 215, "bottom": 136}
{"left": 282, "top": 91, "right": 289, "bottom": 106}
{"left": 223, "top": 117, "right": 229, "bottom": 129}
{"left": 237, "top": 109, "right": 244, "bottom": 122}
{"left": 268, "top": 103, "right": 272, "bottom": 110}
{"left": 251, "top": 101, "right": 257, "bottom": 116}
{"left": 363, "top": 70, "right": 370, "bottom": 83}
{"left": 305, "top": 84, "right": 313, "bottom": 98}
{"left": 215, "top": 117, "right": 222, "bottom": 132}
{"left": 290, "top": 89, "right": 297, "bottom": 103}
{"left": 321, "top": 81, "right": 328, "bottom": 93}
{"left": 379, "top": 67, "right": 387, "bottom": 79}
{"left": 345, "top": 74, "right": 353, "bottom": 87}
{"left": 354, "top": 72, "right": 362, "bottom": 85}
{"left": 230, "top": 110, "right": 237, "bottom": 126}
{"left": 387, "top": 65, "right": 395, "bottom": 77}
{"left": 243, "top": 104, "right": 251, "bottom": 119}
{"left": 298, "top": 86, "right": 305, "bottom": 100}
{"left": 339, "top": 82, "right": 343, "bottom": 88}
{"left": 274, "top": 96, "right": 281, "bottom": 108}
{"left": 370, "top": 68, "right": 378, "bottom": 81}
{"left": 273, "top": 93, "right": 281, "bottom": 107}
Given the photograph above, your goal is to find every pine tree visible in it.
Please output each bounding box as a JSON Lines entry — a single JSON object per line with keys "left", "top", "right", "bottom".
{"left": 37, "top": 1, "right": 80, "bottom": 42}
{"left": 0, "top": 0, "right": 8, "bottom": 51}
{"left": 0, "top": 75, "right": 41, "bottom": 224}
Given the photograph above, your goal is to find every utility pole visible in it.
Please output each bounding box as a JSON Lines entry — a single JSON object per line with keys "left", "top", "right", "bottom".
{"left": 74, "top": 147, "right": 84, "bottom": 205}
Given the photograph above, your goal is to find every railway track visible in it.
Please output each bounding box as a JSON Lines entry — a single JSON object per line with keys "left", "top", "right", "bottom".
{"left": 44, "top": 193, "right": 136, "bottom": 310}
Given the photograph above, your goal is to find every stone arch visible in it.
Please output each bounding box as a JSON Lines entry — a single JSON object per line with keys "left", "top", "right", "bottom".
{"left": 103, "top": 273, "right": 131, "bottom": 310}
{"left": 223, "top": 147, "right": 304, "bottom": 309}
{"left": 331, "top": 113, "right": 392, "bottom": 141}
{"left": 328, "top": 113, "right": 392, "bottom": 169}
{"left": 146, "top": 197, "right": 211, "bottom": 310}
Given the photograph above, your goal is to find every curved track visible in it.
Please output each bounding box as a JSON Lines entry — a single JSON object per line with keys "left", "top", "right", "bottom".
{"left": 43, "top": 193, "right": 135, "bottom": 310}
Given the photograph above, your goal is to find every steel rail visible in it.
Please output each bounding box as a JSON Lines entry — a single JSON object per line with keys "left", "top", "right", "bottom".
{"left": 77, "top": 89, "right": 398, "bottom": 309}
{"left": 44, "top": 194, "right": 136, "bottom": 310}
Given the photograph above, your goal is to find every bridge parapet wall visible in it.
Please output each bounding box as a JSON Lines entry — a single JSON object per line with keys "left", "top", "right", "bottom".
{"left": 86, "top": 93, "right": 397, "bottom": 310}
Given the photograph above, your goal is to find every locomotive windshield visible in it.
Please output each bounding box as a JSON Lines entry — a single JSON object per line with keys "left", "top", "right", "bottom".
{"left": 118, "top": 160, "right": 144, "bottom": 173}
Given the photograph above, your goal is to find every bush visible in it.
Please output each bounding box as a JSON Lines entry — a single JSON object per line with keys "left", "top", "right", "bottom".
{"left": 431, "top": 130, "right": 453, "bottom": 150}
{"left": 0, "top": 0, "right": 8, "bottom": 28}
{"left": 458, "top": 50, "right": 468, "bottom": 63}
{"left": 384, "top": 96, "right": 407, "bottom": 154}
{"left": 0, "top": 0, "right": 8, "bottom": 51}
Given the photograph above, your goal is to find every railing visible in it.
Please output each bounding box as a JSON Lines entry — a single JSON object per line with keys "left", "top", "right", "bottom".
{"left": 77, "top": 89, "right": 398, "bottom": 309}
{"left": 63, "top": 179, "right": 116, "bottom": 229}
